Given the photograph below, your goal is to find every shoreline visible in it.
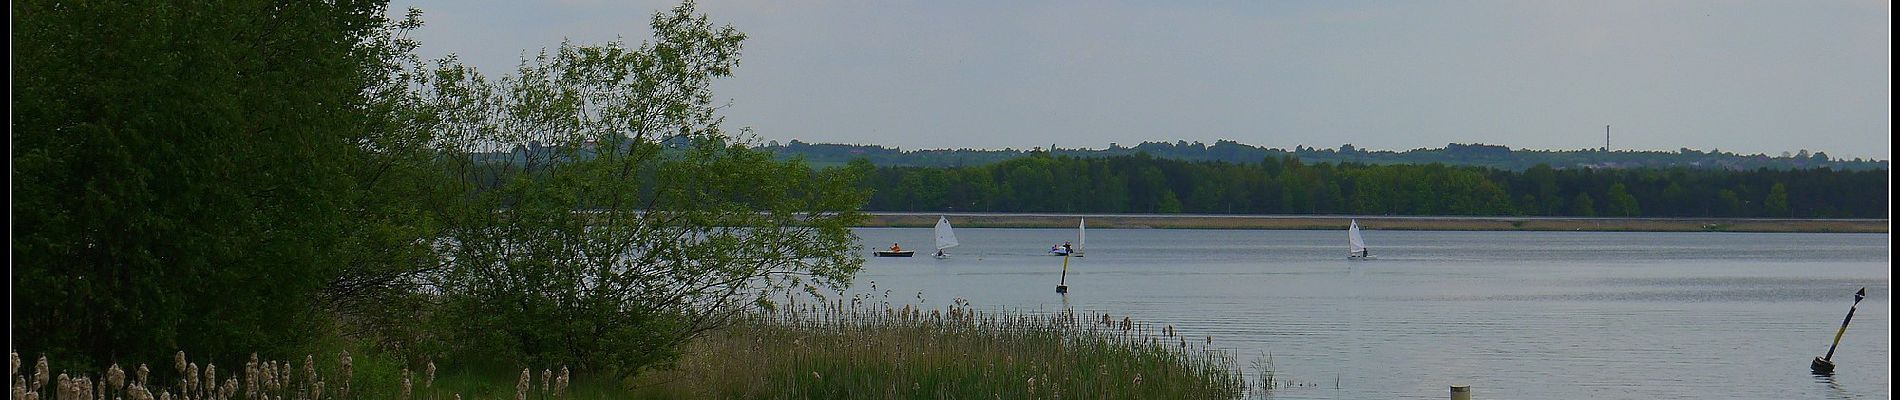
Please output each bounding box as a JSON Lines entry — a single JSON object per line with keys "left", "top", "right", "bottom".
{"left": 858, "top": 212, "right": 1889, "bottom": 233}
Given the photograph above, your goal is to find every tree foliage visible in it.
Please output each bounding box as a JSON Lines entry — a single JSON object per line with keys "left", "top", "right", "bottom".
{"left": 396, "top": 2, "right": 868, "bottom": 377}
{"left": 13, "top": 0, "right": 405, "bottom": 367}
{"left": 763, "top": 139, "right": 1890, "bottom": 171}
{"left": 861, "top": 154, "right": 1887, "bottom": 218}
{"left": 13, "top": 0, "right": 869, "bottom": 380}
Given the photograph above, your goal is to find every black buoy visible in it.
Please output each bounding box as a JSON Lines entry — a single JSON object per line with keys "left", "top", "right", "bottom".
{"left": 1055, "top": 253, "right": 1071, "bottom": 294}
{"left": 1811, "top": 287, "right": 1866, "bottom": 374}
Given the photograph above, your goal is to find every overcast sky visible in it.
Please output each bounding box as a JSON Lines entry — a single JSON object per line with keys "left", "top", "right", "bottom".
{"left": 389, "top": 0, "right": 1891, "bottom": 160}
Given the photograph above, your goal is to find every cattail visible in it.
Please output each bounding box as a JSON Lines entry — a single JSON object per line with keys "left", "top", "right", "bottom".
{"left": 515, "top": 369, "right": 529, "bottom": 400}
{"left": 221, "top": 377, "right": 238, "bottom": 400}
{"left": 8, "top": 351, "right": 16, "bottom": 378}
{"left": 78, "top": 377, "right": 95, "bottom": 400}
{"left": 555, "top": 367, "right": 569, "bottom": 397}
{"left": 400, "top": 368, "right": 412, "bottom": 400}
{"left": 263, "top": 361, "right": 276, "bottom": 393}
{"left": 32, "top": 355, "right": 47, "bottom": 391}
{"left": 338, "top": 351, "right": 353, "bottom": 388}
{"left": 174, "top": 352, "right": 187, "bottom": 375}
{"left": 281, "top": 359, "right": 293, "bottom": 394}
{"left": 108, "top": 364, "right": 127, "bottom": 391}
{"left": 303, "top": 355, "right": 316, "bottom": 391}
{"left": 244, "top": 358, "right": 259, "bottom": 399}
{"left": 128, "top": 383, "right": 152, "bottom": 400}
{"left": 311, "top": 381, "right": 322, "bottom": 400}
{"left": 540, "top": 368, "right": 550, "bottom": 392}
{"left": 186, "top": 363, "right": 199, "bottom": 395}
{"left": 137, "top": 364, "right": 150, "bottom": 386}
{"left": 425, "top": 361, "right": 436, "bottom": 389}
{"left": 204, "top": 363, "right": 216, "bottom": 396}
{"left": 55, "top": 373, "right": 70, "bottom": 400}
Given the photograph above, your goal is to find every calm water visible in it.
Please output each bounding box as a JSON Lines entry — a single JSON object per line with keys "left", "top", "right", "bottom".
{"left": 844, "top": 227, "right": 1890, "bottom": 399}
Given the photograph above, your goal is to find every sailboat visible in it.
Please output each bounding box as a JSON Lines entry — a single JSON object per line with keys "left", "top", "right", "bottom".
{"left": 933, "top": 216, "right": 959, "bottom": 259}
{"left": 1076, "top": 218, "right": 1086, "bottom": 257}
{"left": 1049, "top": 218, "right": 1086, "bottom": 256}
{"left": 1347, "top": 219, "right": 1374, "bottom": 260}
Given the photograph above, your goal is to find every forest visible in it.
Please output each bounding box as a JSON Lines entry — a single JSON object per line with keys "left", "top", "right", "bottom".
{"left": 764, "top": 139, "right": 1888, "bottom": 172}
{"left": 858, "top": 152, "right": 1888, "bottom": 218}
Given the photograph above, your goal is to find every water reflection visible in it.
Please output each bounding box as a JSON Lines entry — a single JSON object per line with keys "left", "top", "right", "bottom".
{"left": 1812, "top": 372, "right": 1858, "bottom": 400}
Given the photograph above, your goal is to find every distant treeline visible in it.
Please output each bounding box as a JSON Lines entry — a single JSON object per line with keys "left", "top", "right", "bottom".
{"left": 765, "top": 140, "right": 1888, "bottom": 172}
{"left": 859, "top": 153, "right": 1888, "bottom": 218}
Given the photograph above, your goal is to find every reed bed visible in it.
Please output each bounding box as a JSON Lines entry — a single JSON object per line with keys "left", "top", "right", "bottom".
{"left": 12, "top": 300, "right": 1278, "bottom": 399}
{"left": 7, "top": 350, "right": 577, "bottom": 400}
{"left": 631, "top": 297, "right": 1252, "bottom": 399}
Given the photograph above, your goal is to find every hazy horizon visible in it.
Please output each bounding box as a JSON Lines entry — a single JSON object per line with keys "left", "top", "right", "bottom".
{"left": 390, "top": 0, "right": 1892, "bottom": 160}
{"left": 757, "top": 137, "right": 1889, "bottom": 160}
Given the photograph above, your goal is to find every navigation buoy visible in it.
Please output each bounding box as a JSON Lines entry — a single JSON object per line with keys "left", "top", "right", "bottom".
{"left": 1450, "top": 385, "right": 1470, "bottom": 400}
{"left": 1056, "top": 253, "right": 1071, "bottom": 294}
{"left": 1811, "top": 287, "right": 1866, "bottom": 374}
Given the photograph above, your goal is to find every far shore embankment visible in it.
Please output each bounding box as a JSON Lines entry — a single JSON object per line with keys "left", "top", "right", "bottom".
{"left": 859, "top": 212, "right": 1889, "bottom": 233}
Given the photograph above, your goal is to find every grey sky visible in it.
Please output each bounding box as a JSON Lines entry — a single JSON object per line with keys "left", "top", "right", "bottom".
{"left": 390, "top": 0, "right": 1891, "bottom": 160}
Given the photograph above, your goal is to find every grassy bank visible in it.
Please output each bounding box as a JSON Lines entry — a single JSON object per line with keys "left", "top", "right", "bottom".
{"left": 13, "top": 301, "right": 1259, "bottom": 400}
{"left": 629, "top": 299, "right": 1252, "bottom": 399}
{"left": 860, "top": 213, "right": 1889, "bottom": 233}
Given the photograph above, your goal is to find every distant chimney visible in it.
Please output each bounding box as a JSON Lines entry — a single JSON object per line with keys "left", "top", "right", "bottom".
{"left": 1603, "top": 125, "right": 1610, "bottom": 152}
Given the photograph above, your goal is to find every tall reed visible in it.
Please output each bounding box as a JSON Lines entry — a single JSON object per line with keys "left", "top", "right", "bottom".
{"left": 5, "top": 350, "right": 573, "bottom": 400}
{"left": 633, "top": 297, "right": 1252, "bottom": 399}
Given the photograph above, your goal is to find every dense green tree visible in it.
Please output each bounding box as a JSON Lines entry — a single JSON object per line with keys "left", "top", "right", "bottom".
{"left": 1605, "top": 183, "right": 1642, "bottom": 217}
{"left": 1661, "top": 182, "right": 1691, "bottom": 216}
{"left": 13, "top": 0, "right": 413, "bottom": 367}
{"left": 855, "top": 153, "right": 1882, "bottom": 218}
{"left": 1765, "top": 183, "right": 1790, "bottom": 217}
{"left": 1716, "top": 189, "right": 1745, "bottom": 216}
{"left": 1570, "top": 193, "right": 1598, "bottom": 216}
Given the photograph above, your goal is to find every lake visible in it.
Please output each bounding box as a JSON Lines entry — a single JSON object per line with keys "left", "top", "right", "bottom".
{"left": 844, "top": 227, "right": 1890, "bottom": 399}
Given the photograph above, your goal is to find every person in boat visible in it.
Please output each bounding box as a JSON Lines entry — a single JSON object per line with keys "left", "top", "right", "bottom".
{"left": 890, "top": 243, "right": 903, "bottom": 252}
{"left": 1063, "top": 242, "right": 1073, "bottom": 253}
{"left": 1051, "top": 244, "right": 1061, "bottom": 253}
{"left": 935, "top": 249, "right": 946, "bottom": 257}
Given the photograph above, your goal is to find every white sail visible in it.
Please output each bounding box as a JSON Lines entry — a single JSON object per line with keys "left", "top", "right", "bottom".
{"left": 1077, "top": 218, "right": 1086, "bottom": 256}
{"left": 1348, "top": 219, "right": 1368, "bottom": 256}
{"left": 935, "top": 216, "right": 959, "bottom": 250}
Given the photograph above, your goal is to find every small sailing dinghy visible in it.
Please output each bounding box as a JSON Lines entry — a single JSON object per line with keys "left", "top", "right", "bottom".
{"left": 1076, "top": 218, "right": 1086, "bottom": 257}
{"left": 933, "top": 216, "right": 959, "bottom": 259}
{"left": 1347, "top": 219, "right": 1374, "bottom": 260}
{"left": 1048, "top": 218, "right": 1086, "bottom": 256}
